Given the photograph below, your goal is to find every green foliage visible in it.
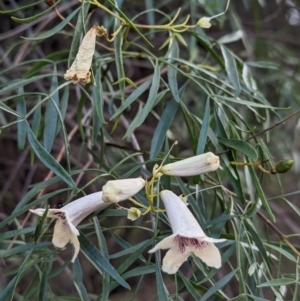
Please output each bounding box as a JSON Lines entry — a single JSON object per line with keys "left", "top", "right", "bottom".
{"left": 0, "top": 0, "right": 300, "bottom": 300}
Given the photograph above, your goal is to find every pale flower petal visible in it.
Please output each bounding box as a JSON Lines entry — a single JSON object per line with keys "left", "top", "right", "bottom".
{"left": 148, "top": 235, "right": 176, "bottom": 253}
{"left": 159, "top": 190, "right": 206, "bottom": 237}
{"left": 65, "top": 192, "right": 104, "bottom": 226}
{"left": 160, "top": 152, "right": 219, "bottom": 177}
{"left": 30, "top": 191, "right": 110, "bottom": 262}
{"left": 149, "top": 190, "right": 225, "bottom": 274}
{"left": 102, "top": 178, "right": 146, "bottom": 203}
{"left": 52, "top": 217, "right": 76, "bottom": 248}
{"left": 193, "top": 242, "right": 222, "bottom": 269}
{"left": 162, "top": 247, "right": 188, "bottom": 274}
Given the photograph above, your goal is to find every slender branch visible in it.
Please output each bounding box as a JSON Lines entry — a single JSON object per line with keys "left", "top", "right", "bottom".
{"left": 246, "top": 109, "right": 300, "bottom": 142}
{"left": 217, "top": 109, "right": 300, "bottom": 156}
{"left": 205, "top": 179, "right": 300, "bottom": 257}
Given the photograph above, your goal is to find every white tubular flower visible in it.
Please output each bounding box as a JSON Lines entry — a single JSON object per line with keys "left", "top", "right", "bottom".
{"left": 160, "top": 152, "right": 219, "bottom": 177}
{"left": 102, "top": 178, "right": 146, "bottom": 203}
{"left": 30, "top": 191, "right": 108, "bottom": 262}
{"left": 149, "top": 190, "right": 226, "bottom": 274}
{"left": 64, "top": 25, "right": 98, "bottom": 84}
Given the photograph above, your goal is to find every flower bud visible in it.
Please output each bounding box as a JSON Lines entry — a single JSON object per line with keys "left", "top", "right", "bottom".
{"left": 127, "top": 207, "right": 142, "bottom": 221}
{"left": 197, "top": 17, "right": 212, "bottom": 28}
{"left": 102, "top": 178, "right": 146, "bottom": 203}
{"left": 272, "top": 159, "right": 294, "bottom": 174}
{"left": 160, "top": 152, "right": 219, "bottom": 177}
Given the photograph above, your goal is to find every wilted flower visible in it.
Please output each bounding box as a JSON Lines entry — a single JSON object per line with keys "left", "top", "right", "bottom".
{"left": 160, "top": 152, "right": 219, "bottom": 177}
{"left": 149, "top": 190, "right": 225, "bottom": 274}
{"left": 102, "top": 178, "right": 146, "bottom": 203}
{"left": 30, "top": 191, "right": 108, "bottom": 262}
{"left": 64, "top": 25, "right": 98, "bottom": 84}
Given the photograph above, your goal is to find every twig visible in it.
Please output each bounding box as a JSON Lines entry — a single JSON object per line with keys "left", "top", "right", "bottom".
{"left": 217, "top": 109, "right": 300, "bottom": 156}
{"left": 205, "top": 179, "right": 300, "bottom": 257}
{"left": 246, "top": 109, "right": 300, "bottom": 142}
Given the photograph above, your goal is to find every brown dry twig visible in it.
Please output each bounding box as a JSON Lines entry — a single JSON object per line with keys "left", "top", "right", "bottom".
{"left": 205, "top": 179, "right": 300, "bottom": 257}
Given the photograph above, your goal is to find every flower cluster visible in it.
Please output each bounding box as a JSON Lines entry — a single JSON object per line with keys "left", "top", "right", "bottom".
{"left": 30, "top": 152, "right": 225, "bottom": 274}
{"left": 31, "top": 178, "right": 145, "bottom": 262}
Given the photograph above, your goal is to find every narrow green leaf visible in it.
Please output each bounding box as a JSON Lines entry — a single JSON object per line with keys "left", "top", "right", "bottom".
{"left": 121, "top": 265, "right": 156, "bottom": 279}
{"left": 11, "top": 0, "right": 60, "bottom": 24}
{"left": 150, "top": 98, "right": 179, "bottom": 160}
{"left": 44, "top": 66, "right": 59, "bottom": 152}
{"left": 196, "top": 97, "right": 210, "bottom": 155}
{"left": 32, "top": 97, "right": 42, "bottom": 137}
{"left": 192, "top": 30, "right": 225, "bottom": 69}
{"left": 247, "top": 162, "right": 275, "bottom": 221}
{"left": 73, "top": 259, "right": 91, "bottom": 301}
{"left": 218, "top": 138, "right": 258, "bottom": 161}
{"left": 56, "top": 86, "right": 69, "bottom": 134}
{"left": 93, "top": 217, "right": 110, "bottom": 301}
{"left": 167, "top": 38, "right": 180, "bottom": 102}
{"left": 0, "top": 0, "right": 44, "bottom": 14}
{"left": 12, "top": 176, "right": 61, "bottom": 215}
{"left": 180, "top": 101, "right": 200, "bottom": 153}
{"left": 0, "top": 250, "right": 33, "bottom": 301}
{"left": 93, "top": 68, "right": 106, "bottom": 124}
{"left": 0, "top": 101, "right": 22, "bottom": 117}
{"left": 26, "top": 122, "right": 77, "bottom": 190}
{"left": 24, "top": 51, "right": 69, "bottom": 78}
{"left": 23, "top": 7, "right": 81, "bottom": 40}
{"left": 117, "top": 240, "right": 150, "bottom": 275}
{"left": 244, "top": 220, "right": 271, "bottom": 269}
{"left": 214, "top": 111, "right": 245, "bottom": 203}
{"left": 216, "top": 95, "right": 276, "bottom": 108}
{"left": 125, "top": 62, "right": 160, "bottom": 137}
{"left": 0, "top": 188, "right": 68, "bottom": 229}
{"left": 228, "top": 294, "right": 248, "bottom": 301}
{"left": 110, "top": 79, "right": 151, "bottom": 120}
{"left": 0, "top": 242, "right": 52, "bottom": 258}
{"left": 247, "top": 295, "right": 270, "bottom": 301}
{"left": 0, "top": 227, "right": 35, "bottom": 240}
{"left": 92, "top": 102, "right": 102, "bottom": 145}
{"left": 34, "top": 205, "right": 49, "bottom": 243}
{"left": 78, "top": 232, "right": 130, "bottom": 290}
{"left": 155, "top": 253, "right": 168, "bottom": 301}
{"left": 283, "top": 198, "right": 300, "bottom": 217}
{"left": 264, "top": 243, "right": 296, "bottom": 263}
{"left": 39, "top": 262, "right": 50, "bottom": 301}
{"left": 220, "top": 45, "right": 241, "bottom": 96}
{"left": 242, "top": 64, "right": 256, "bottom": 91}
{"left": 110, "top": 239, "right": 152, "bottom": 259}
{"left": 178, "top": 272, "right": 201, "bottom": 300}
{"left": 257, "top": 278, "right": 295, "bottom": 288}
{"left": 16, "top": 87, "right": 27, "bottom": 150}
{"left": 200, "top": 268, "right": 238, "bottom": 301}
{"left": 0, "top": 74, "right": 51, "bottom": 95}
{"left": 246, "top": 61, "right": 279, "bottom": 69}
